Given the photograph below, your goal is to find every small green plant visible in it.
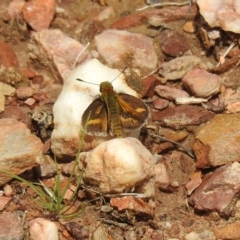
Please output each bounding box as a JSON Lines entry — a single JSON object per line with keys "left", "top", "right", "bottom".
{"left": 0, "top": 129, "right": 86, "bottom": 220}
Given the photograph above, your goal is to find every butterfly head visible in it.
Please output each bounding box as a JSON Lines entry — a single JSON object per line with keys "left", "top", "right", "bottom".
{"left": 99, "top": 81, "right": 114, "bottom": 94}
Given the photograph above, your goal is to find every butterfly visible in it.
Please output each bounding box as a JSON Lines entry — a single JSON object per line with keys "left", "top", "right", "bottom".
{"left": 77, "top": 79, "right": 149, "bottom": 138}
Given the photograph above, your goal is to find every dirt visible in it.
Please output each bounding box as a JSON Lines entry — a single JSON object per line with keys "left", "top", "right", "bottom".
{"left": 0, "top": 0, "right": 239, "bottom": 239}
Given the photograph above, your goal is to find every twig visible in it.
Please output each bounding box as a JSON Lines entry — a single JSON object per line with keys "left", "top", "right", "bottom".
{"left": 148, "top": 132, "right": 195, "bottom": 158}
{"left": 136, "top": 0, "right": 196, "bottom": 11}
{"left": 216, "top": 42, "right": 236, "bottom": 68}
{"left": 72, "top": 42, "right": 90, "bottom": 69}
{"left": 100, "top": 219, "right": 128, "bottom": 229}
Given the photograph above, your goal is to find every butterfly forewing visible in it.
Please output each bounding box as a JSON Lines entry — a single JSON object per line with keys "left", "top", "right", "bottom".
{"left": 81, "top": 99, "right": 108, "bottom": 136}
{"left": 117, "top": 93, "right": 149, "bottom": 130}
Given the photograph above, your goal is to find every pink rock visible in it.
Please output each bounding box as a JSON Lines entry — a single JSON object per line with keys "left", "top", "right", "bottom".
{"left": 0, "top": 196, "right": 12, "bottom": 210}
{"left": 4, "top": 0, "right": 25, "bottom": 21}
{"left": 154, "top": 163, "right": 170, "bottom": 190}
{"left": 110, "top": 196, "right": 154, "bottom": 218}
{"left": 63, "top": 185, "right": 77, "bottom": 201}
{"left": 189, "top": 162, "right": 240, "bottom": 216}
{"left": 16, "top": 86, "right": 34, "bottom": 100}
{"left": 95, "top": 29, "right": 158, "bottom": 71}
{"left": 193, "top": 114, "right": 240, "bottom": 168}
{"left": 152, "top": 105, "right": 215, "bottom": 130}
{"left": 22, "top": 0, "right": 56, "bottom": 31}
{"left": 185, "top": 175, "right": 202, "bottom": 195}
{"left": 0, "top": 212, "right": 24, "bottom": 239}
{"left": 24, "top": 97, "right": 36, "bottom": 106}
{"left": 93, "top": 6, "right": 115, "bottom": 21}
{"left": 29, "top": 29, "right": 91, "bottom": 82}
{"left": 182, "top": 68, "right": 221, "bottom": 98}
{"left": 159, "top": 30, "right": 190, "bottom": 57}
{"left": 0, "top": 118, "right": 43, "bottom": 185}
{"left": 154, "top": 85, "right": 189, "bottom": 100}
{"left": 153, "top": 98, "right": 169, "bottom": 110}
{"left": 0, "top": 41, "right": 19, "bottom": 67}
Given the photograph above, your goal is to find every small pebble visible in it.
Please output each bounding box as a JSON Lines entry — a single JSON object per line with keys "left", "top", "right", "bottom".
{"left": 16, "top": 86, "right": 34, "bottom": 100}
{"left": 184, "top": 231, "right": 200, "bottom": 240}
{"left": 3, "top": 184, "right": 13, "bottom": 197}
{"left": 183, "top": 21, "right": 196, "bottom": 33}
{"left": 24, "top": 97, "right": 36, "bottom": 106}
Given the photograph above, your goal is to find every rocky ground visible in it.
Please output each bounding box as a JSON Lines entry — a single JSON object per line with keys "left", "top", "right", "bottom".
{"left": 1, "top": 0, "right": 240, "bottom": 239}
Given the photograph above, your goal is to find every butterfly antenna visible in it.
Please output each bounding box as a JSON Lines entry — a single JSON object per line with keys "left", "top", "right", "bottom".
{"left": 76, "top": 67, "right": 127, "bottom": 85}
{"left": 76, "top": 78, "right": 99, "bottom": 85}
{"left": 110, "top": 67, "right": 127, "bottom": 83}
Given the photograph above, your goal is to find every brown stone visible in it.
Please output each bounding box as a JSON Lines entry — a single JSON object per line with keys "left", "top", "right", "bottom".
{"left": 159, "top": 30, "right": 190, "bottom": 57}
{"left": 0, "top": 118, "right": 43, "bottom": 185}
{"left": 193, "top": 114, "right": 240, "bottom": 168}
{"left": 1, "top": 105, "right": 30, "bottom": 124}
{"left": 189, "top": 162, "right": 240, "bottom": 216}
{"left": 153, "top": 98, "right": 169, "bottom": 110}
{"left": 110, "top": 5, "right": 197, "bottom": 29}
{"left": 94, "top": 29, "right": 158, "bottom": 72}
{"left": 152, "top": 105, "right": 215, "bottom": 130}
{"left": 142, "top": 75, "right": 158, "bottom": 98}
{"left": 79, "top": 20, "right": 105, "bottom": 45}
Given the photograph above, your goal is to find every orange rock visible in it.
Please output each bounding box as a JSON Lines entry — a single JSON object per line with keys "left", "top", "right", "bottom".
{"left": 0, "top": 41, "right": 19, "bottom": 67}
{"left": 22, "top": 0, "right": 56, "bottom": 31}
{"left": 183, "top": 21, "right": 197, "bottom": 33}
{"left": 110, "top": 196, "right": 154, "bottom": 218}
{"left": 213, "top": 220, "right": 240, "bottom": 239}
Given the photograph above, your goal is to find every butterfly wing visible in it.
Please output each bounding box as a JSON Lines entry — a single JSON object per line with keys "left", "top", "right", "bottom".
{"left": 116, "top": 93, "right": 149, "bottom": 130}
{"left": 81, "top": 99, "right": 108, "bottom": 136}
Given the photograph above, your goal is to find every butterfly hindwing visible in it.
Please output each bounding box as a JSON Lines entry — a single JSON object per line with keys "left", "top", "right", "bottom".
{"left": 116, "top": 93, "right": 149, "bottom": 130}
{"left": 81, "top": 98, "right": 108, "bottom": 136}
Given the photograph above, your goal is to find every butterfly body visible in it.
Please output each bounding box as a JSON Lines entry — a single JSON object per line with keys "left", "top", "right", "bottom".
{"left": 100, "top": 81, "right": 122, "bottom": 137}
{"left": 81, "top": 81, "right": 149, "bottom": 138}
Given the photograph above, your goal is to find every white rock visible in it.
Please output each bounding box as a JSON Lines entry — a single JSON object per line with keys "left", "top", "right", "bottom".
{"left": 29, "top": 218, "right": 59, "bottom": 240}
{"left": 82, "top": 137, "right": 155, "bottom": 196}
{"left": 197, "top": 0, "right": 240, "bottom": 33}
{"left": 155, "top": 163, "right": 170, "bottom": 190}
{"left": 175, "top": 96, "right": 208, "bottom": 105}
{"left": 3, "top": 184, "right": 13, "bottom": 197}
{"left": 51, "top": 59, "right": 145, "bottom": 158}
{"left": 0, "top": 82, "right": 16, "bottom": 96}
{"left": 184, "top": 232, "right": 201, "bottom": 240}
